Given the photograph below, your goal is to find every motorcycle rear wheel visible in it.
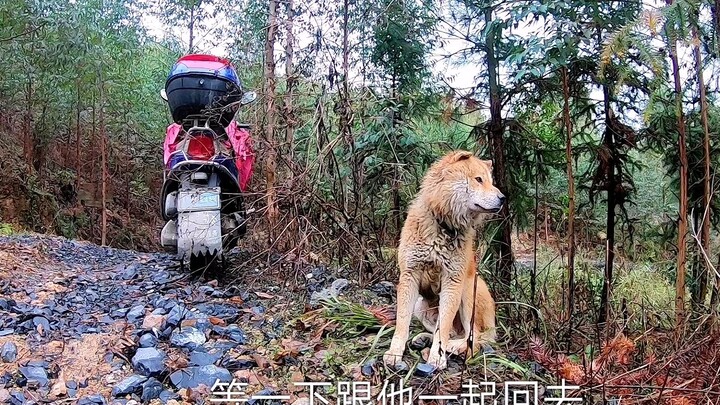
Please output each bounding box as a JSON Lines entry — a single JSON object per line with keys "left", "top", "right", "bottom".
{"left": 188, "top": 252, "right": 223, "bottom": 273}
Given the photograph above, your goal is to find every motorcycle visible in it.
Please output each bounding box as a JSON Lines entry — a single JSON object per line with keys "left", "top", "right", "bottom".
{"left": 158, "top": 54, "right": 256, "bottom": 271}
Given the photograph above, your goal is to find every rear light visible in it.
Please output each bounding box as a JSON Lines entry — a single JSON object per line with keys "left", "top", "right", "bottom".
{"left": 186, "top": 136, "right": 215, "bottom": 160}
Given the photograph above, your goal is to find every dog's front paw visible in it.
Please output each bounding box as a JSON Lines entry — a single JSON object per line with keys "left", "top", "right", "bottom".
{"left": 426, "top": 351, "right": 447, "bottom": 370}
{"left": 383, "top": 349, "right": 405, "bottom": 368}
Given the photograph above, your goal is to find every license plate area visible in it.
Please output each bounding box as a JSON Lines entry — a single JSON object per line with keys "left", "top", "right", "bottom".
{"left": 177, "top": 187, "right": 221, "bottom": 212}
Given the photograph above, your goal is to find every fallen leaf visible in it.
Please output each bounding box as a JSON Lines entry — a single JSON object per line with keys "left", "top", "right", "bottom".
{"left": 255, "top": 291, "right": 274, "bottom": 299}
{"left": 234, "top": 369, "right": 260, "bottom": 385}
{"left": 252, "top": 354, "right": 271, "bottom": 369}
{"left": 49, "top": 374, "right": 67, "bottom": 399}
{"left": 208, "top": 317, "right": 226, "bottom": 326}
{"left": 289, "top": 371, "right": 305, "bottom": 393}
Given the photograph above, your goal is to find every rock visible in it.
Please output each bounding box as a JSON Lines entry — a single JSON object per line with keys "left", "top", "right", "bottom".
{"left": 170, "top": 327, "right": 206, "bottom": 350}
{"left": 33, "top": 316, "right": 50, "bottom": 335}
{"left": 309, "top": 278, "right": 350, "bottom": 306}
{"left": 138, "top": 333, "right": 157, "bottom": 348}
{"left": 131, "top": 347, "right": 166, "bottom": 377}
{"left": 212, "top": 325, "right": 247, "bottom": 344}
{"left": 330, "top": 278, "right": 349, "bottom": 295}
{"left": 142, "top": 314, "right": 166, "bottom": 330}
{"left": 409, "top": 333, "right": 433, "bottom": 351}
{"left": 159, "top": 390, "right": 179, "bottom": 403}
{"left": 415, "top": 363, "right": 436, "bottom": 377}
{"left": 220, "top": 355, "right": 256, "bottom": 370}
{"left": 111, "top": 374, "right": 147, "bottom": 397}
{"left": 119, "top": 264, "right": 140, "bottom": 280}
{"left": 392, "top": 360, "right": 408, "bottom": 372}
{"left": 169, "top": 365, "right": 232, "bottom": 389}
{"left": 110, "top": 308, "right": 129, "bottom": 318}
{"left": 140, "top": 378, "right": 163, "bottom": 402}
{"left": 19, "top": 365, "right": 49, "bottom": 386}
{"left": 9, "top": 390, "right": 26, "bottom": 405}
{"left": 77, "top": 394, "right": 107, "bottom": 404}
{"left": 0, "top": 329, "right": 14, "bottom": 336}
{"left": 126, "top": 305, "right": 145, "bottom": 322}
{"left": 292, "top": 399, "right": 310, "bottom": 405}
{"left": 189, "top": 350, "right": 222, "bottom": 366}
{"left": 1, "top": 342, "right": 17, "bottom": 362}
{"left": 369, "top": 281, "right": 395, "bottom": 298}
{"left": 166, "top": 305, "right": 186, "bottom": 326}
{"left": 361, "top": 359, "right": 375, "bottom": 376}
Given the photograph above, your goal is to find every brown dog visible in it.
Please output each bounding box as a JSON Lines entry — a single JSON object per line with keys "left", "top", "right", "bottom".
{"left": 383, "top": 150, "right": 501, "bottom": 370}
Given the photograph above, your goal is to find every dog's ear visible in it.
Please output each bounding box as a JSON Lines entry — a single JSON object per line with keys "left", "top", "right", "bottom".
{"left": 482, "top": 160, "right": 493, "bottom": 171}
{"left": 448, "top": 150, "right": 474, "bottom": 163}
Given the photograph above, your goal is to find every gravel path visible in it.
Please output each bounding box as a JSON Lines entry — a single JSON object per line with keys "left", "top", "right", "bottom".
{"left": 0, "top": 235, "right": 297, "bottom": 404}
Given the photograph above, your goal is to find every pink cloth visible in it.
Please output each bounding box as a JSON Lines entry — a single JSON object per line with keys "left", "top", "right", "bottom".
{"left": 163, "top": 123, "right": 183, "bottom": 165}
{"left": 163, "top": 121, "right": 255, "bottom": 191}
{"left": 226, "top": 122, "right": 255, "bottom": 192}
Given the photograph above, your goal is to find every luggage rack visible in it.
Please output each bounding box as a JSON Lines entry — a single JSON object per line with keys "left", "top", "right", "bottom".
{"left": 181, "top": 114, "right": 225, "bottom": 136}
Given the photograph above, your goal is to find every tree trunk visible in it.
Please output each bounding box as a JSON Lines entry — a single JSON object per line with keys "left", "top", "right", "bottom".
{"left": 693, "top": 22, "right": 711, "bottom": 311}
{"left": 599, "top": 86, "right": 616, "bottom": 325}
{"left": 24, "top": 74, "right": 34, "bottom": 175}
{"left": 484, "top": 7, "right": 513, "bottom": 299}
{"left": 75, "top": 77, "right": 82, "bottom": 193}
{"left": 562, "top": 67, "right": 576, "bottom": 328}
{"left": 532, "top": 152, "right": 539, "bottom": 307}
{"left": 667, "top": 0, "right": 689, "bottom": 325}
{"left": 188, "top": 5, "right": 195, "bottom": 53}
{"left": 284, "top": 0, "right": 295, "bottom": 155}
{"left": 99, "top": 71, "right": 107, "bottom": 246}
{"left": 263, "top": 0, "right": 279, "bottom": 229}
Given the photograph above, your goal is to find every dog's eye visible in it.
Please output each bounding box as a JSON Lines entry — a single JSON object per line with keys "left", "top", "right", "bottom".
{"left": 475, "top": 177, "right": 483, "bottom": 184}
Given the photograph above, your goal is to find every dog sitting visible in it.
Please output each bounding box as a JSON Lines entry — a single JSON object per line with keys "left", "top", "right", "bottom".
{"left": 383, "top": 150, "right": 502, "bottom": 370}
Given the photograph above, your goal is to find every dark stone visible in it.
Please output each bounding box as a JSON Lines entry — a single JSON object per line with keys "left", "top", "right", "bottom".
{"left": 214, "top": 325, "right": 247, "bottom": 344}
{"left": 415, "top": 363, "right": 436, "bottom": 377}
{"left": 159, "top": 390, "right": 179, "bottom": 403}
{"left": 126, "top": 305, "right": 145, "bottom": 322}
{"left": 131, "top": 347, "right": 166, "bottom": 377}
{"left": 26, "top": 359, "right": 49, "bottom": 368}
{"left": 141, "top": 377, "right": 163, "bottom": 402}
{"left": 9, "top": 391, "right": 26, "bottom": 405}
{"left": 220, "top": 355, "right": 256, "bottom": 371}
{"left": 19, "top": 365, "right": 48, "bottom": 386}
{"left": 111, "top": 374, "right": 147, "bottom": 397}
{"left": 77, "top": 394, "right": 107, "bottom": 404}
{"left": 361, "top": 359, "right": 375, "bottom": 376}
{"left": 409, "top": 333, "right": 433, "bottom": 351}
{"left": 110, "top": 308, "right": 129, "bottom": 318}
{"left": 138, "top": 333, "right": 157, "bottom": 348}
{"left": 166, "top": 305, "right": 186, "bottom": 326}
{"left": 66, "top": 380, "right": 78, "bottom": 390}
{"left": 1, "top": 341, "right": 17, "bottom": 362}
{"left": 369, "top": 281, "right": 395, "bottom": 298}
{"left": 170, "top": 327, "right": 206, "bottom": 350}
{"left": 250, "top": 306, "right": 265, "bottom": 318}
{"left": 33, "top": 316, "right": 50, "bottom": 334}
{"left": 151, "top": 308, "right": 167, "bottom": 316}
{"left": 169, "top": 365, "right": 232, "bottom": 389}
{"left": 189, "top": 350, "right": 222, "bottom": 366}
